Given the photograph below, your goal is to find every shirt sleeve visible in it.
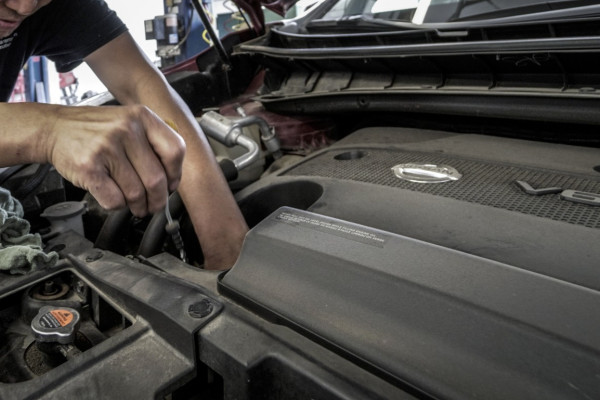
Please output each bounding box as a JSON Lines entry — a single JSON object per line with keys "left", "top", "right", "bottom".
{"left": 32, "top": 0, "right": 128, "bottom": 72}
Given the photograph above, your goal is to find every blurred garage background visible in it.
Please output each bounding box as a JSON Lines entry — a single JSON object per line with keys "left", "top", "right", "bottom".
{"left": 10, "top": 0, "right": 315, "bottom": 105}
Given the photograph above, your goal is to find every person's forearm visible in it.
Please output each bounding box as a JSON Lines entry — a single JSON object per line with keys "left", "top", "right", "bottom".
{"left": 86, "top": 32, "right": 248, "bottom": 268}
{"left": 127, "top": 73, "right": 249, "bottom": 268}
{"left": 0, "top": 102, "right": 56, "bottom": 166}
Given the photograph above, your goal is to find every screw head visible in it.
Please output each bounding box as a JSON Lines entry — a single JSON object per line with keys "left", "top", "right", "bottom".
{"left": 188, "top": 299, "right": 213, "bottom": 319}
{"left": 85, "top": 250, "right": 104, "bottom": 262}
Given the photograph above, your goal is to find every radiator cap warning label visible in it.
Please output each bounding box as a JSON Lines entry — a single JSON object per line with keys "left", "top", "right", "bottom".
{"left": 41, "top": 309, "right": 74, "bottom": 328}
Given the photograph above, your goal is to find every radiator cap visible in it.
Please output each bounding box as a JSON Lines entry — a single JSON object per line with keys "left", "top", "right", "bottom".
{"left": 31, "top": 306, "right": 80, "bottom": 344}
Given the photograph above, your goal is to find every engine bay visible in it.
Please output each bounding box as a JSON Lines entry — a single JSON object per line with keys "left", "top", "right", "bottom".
{"left": 3, "top": 0, "right": 600, "bottom": 398}
{"left": 0, "top": 121, "right": 599, "bottom": 399}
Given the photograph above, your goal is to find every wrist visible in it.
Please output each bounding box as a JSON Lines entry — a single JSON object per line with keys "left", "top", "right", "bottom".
{"left": 39, "top": 104, "right": 61, "bottom": 165}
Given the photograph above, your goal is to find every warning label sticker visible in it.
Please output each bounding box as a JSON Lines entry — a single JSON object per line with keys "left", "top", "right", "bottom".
{"left": 40, "top": 309, "right": 73, "bottom": 328}
{"left": 51, "top": 310, "right": 73, "bottom": 326}
{"left": 275, "top": 211, "right": 388, "bottom": 248}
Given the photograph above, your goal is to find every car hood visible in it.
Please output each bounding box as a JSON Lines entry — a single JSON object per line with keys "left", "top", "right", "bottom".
{"left": 232, "top": 0, "right": 300, "bottom": 34}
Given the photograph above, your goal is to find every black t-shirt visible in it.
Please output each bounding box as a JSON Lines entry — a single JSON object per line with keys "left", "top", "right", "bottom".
{"left": 0, "top": 0, "right": 127, "bottom": 101}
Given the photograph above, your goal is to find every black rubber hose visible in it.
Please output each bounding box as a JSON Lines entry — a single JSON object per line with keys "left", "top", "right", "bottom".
{"left": 0, "top": 164, "right": 28, "bottom": 185}
{"left": 219, "top": 158, "right": 238, "bottom": 182}
{"left": 14, "top": 163, "right": 52, "bottom": 200}
{"left": 94, "top": 159, "right": 236, "bottom": 256}
{"left": 94, "top": 208, "right": 132, "bottom": 251}
{"left": 137, "top": 159, "right": 239, "bottom": 258}
{"left": 137, "top": 191, "right": 185, "bottom": 258}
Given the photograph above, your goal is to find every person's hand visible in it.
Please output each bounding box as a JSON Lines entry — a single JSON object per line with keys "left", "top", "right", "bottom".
{"left": 46, "top": 105, "right": 185, "bottom": 217}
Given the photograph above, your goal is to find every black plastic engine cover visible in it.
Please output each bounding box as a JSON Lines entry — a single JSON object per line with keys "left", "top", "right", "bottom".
{"left": 221, "top": 207, "right": 600, "bottom": 400}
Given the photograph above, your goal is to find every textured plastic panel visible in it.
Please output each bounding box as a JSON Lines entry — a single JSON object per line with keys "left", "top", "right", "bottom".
{"left": 221, "top": 207, "right": 600, "bottom": 400}
{"left": 285, "top": 149, "right": 600, "bottom": 228}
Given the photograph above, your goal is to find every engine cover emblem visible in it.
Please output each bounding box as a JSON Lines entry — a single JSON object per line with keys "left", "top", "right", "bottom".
{"left": 391, "top": 163, "right": 462, "bottom": 183}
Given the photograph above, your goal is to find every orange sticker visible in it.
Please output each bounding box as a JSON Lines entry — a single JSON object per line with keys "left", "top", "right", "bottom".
{"left": 50, "top": 309, "right": 73, "bottom": 327}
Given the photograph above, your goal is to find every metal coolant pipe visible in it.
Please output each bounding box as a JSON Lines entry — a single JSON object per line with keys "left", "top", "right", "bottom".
{"left": 199, "top": 111, "right": 263, "bottom": 170}
{"left": 232, "top": 134, "right": 260, "bottom": 170}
